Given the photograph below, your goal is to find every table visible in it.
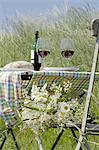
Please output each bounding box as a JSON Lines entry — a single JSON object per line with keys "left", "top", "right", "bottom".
{"left": 0, "top": 70, "right": 99, "bottom": 149}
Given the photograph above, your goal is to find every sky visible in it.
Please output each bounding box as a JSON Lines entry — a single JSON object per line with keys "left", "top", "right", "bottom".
{"left": 0, "top": 0, "right": 99, "bottom": 23}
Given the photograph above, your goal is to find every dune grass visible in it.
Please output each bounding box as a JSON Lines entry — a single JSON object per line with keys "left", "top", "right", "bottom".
{"left": 0, "top": 5, "right": 98, "bottom": 70}
{"left": 0, "top": 3, "right": 99, "bottom": 150}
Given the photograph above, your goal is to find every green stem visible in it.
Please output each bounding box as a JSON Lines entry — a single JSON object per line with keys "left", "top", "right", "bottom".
{"left": 23, "top": 105, "right": 45, "bottom": 112}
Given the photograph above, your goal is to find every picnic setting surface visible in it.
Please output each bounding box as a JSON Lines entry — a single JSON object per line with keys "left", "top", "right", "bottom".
{"left": 0, "top": 70, "right": 99, "bottom": 150}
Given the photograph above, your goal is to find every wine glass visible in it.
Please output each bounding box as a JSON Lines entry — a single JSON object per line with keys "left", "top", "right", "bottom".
{"left": 37, "top": 38, "right": 51, "bottom": 58}
{"left": 60, "top": 38, "right": 74, "bottom": 59}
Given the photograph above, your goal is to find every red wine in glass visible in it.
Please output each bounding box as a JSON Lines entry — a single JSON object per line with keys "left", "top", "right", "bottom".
{"left": 61, "top": 50, "right": 74, "bottom": 58}
{"left": 38, "top": 50, "right": 50, "bottom": 58}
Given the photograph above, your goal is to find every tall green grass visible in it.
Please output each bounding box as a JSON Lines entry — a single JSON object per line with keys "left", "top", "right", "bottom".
{"left": 0, "top": 5, "right": 98, "bottom": 70}
{"left": 0, "top": 4, "right": 99, "bottom": 150}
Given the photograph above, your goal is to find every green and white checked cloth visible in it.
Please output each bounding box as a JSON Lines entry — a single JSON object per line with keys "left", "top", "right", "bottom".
{"left": 26, "top": 71, "right": 99, "bottom": 99}
{"left": 0, "top": 71, "right": 28, "bottom": 125}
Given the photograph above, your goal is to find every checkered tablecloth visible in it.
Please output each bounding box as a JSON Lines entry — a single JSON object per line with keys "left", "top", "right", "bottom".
{"left": 26, "top": 71, "right": 99, "bottom": 99}
{"left": 0, "top": 71, "right": 28, "bottom": 125}
{"left": 0, "top": 70, "right": 99, "bottom": 125}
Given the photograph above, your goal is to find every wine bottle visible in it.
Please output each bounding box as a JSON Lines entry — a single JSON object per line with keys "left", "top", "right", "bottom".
{"left": 31, "top": 31, "right": 41, "bottom": 71}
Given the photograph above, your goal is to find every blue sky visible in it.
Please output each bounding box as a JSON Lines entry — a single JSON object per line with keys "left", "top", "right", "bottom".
{"left": 0, "top": 0, "right": 99, "bottom": 23}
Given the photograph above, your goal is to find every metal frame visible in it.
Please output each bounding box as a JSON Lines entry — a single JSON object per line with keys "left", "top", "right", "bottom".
{"left": 75, "top": 18, "right": 99, "bottom": 150}
{"left": 0, "top": 126, "right": 19, "bottom": 150}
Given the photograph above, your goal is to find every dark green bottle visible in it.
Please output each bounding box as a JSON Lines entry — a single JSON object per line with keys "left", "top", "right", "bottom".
{"left": 31, "top": 31, "right": 41, "bottom": 71}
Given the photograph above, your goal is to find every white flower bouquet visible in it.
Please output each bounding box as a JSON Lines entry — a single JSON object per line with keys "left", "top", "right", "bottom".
{"left": 22, "top": 80, "right": 85, "bottom": 132}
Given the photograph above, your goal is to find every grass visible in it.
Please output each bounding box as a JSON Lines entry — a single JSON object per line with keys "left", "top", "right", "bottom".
{"left": 0, "top": 3, "right": 99, "bottom": 150}
{"left": 1, "top": 127, "right": 99, "bottom": 150}
{"left": 0, "top": 127, "right": 82, "bottom": 150}
{"left": 0, "top": 5, "right": 98, "bottom": 70}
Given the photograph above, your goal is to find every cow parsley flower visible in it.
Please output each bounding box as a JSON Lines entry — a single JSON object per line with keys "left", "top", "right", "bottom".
{"left": 22, "top": 80, "right": 84, "bottom": 133}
